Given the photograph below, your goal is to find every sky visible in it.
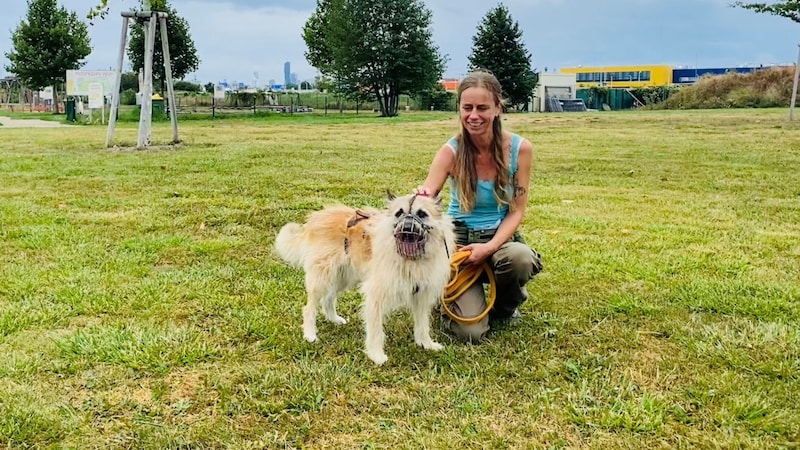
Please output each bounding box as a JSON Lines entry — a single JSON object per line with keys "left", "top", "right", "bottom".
{"left": 1, "top": 0, "right": 798, "bottom": 87}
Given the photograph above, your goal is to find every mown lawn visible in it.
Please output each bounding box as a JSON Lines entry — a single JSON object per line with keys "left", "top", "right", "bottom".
{"left": 0, "top": 108, "right": 798, "bottom": 449}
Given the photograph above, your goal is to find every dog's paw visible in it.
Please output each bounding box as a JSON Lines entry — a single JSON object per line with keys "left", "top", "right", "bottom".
{"left": 419, "top": 340, "right": 443, "bottom": 351}
{"left": 303, "top": 329, "right": 318, "bottom": 343}
{"left": 366, "top": 351, "right": 388, "bottom": 365}
{"left": 327, "top": 315, "right": 347, "bottom": 325}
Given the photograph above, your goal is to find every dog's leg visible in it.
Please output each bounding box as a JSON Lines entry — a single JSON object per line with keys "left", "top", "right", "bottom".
{"left": 362, "top": 290, "right": 388, "bottom": 365}
{"left": 302, "top": 297, "right": 319, "bottom": 343}
{"left": 302, "top": 272, "right": 327, "bottom": 343}
{"left": 411, "top": 291, "right": 442, "bottom": 350}
{"left": 321, "top": 271, "right": 349, "bottom": 325}
{"left": 321, "top": 292, "right": 347, "bottom": 325}
{"left": 411, "top": 293, "right": 443, "bottom": 351}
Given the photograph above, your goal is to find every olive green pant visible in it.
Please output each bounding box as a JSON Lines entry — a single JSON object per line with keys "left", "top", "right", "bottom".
{"left": 442, "top": 240, "right": 542, "bottom": 342}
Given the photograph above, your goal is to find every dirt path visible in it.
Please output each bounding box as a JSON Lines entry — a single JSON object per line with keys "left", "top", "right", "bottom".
{"left": 0, "top": 116, "right": 71, "bottom": 128}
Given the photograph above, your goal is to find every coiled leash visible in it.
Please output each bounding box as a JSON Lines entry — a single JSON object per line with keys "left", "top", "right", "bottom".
{"left": 442, "top": 250, "right": 497, "bottom": 325}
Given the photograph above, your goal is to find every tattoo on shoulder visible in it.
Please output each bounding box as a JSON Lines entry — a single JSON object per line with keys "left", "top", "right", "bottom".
{"left": 514, "top": 185, "right": 527, "bottom": 197}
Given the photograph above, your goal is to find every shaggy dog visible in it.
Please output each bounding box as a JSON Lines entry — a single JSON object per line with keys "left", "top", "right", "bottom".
{"left": 275, "top": 192, "right": 456, "bottom": 365}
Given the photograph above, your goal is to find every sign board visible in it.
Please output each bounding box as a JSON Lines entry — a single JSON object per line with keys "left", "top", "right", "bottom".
{"left": 38, "top": 86, "right": 53, "bottom": 100}
{"left": 66, "top": 70, "right": 116, "bottom": 96}
{"left": 88, "top": 83, "right": 104, "bottom": 109}
{"left": 213, "top": 85, "right": 226, "bottom": 99}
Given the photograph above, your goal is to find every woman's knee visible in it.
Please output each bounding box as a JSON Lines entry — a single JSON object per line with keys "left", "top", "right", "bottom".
{"left": 442, "top": 283, "right": 489, "bottom": 343}
{"left": 492, "top": 243, "right": 543, "bottom": 282}
{"left": 448, "top": 319, "right": 489, "bottom": 343}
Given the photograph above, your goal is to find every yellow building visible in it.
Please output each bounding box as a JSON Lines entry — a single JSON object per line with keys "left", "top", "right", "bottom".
{"left": 559, "top": 65, "right": 673, "bottom": 88}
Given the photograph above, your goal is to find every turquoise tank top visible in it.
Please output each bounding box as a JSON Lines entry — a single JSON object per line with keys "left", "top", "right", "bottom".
{"left": 446, "top": 134, "right": 521, "bottom": 230}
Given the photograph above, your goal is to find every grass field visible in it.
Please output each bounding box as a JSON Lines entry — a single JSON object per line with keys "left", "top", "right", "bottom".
{"left": 1, "top": 109, "right": 798, "bottom": 449}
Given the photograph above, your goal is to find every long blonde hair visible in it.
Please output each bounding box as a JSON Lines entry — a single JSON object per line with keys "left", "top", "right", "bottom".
{"left": 452, "top": 70, "right": 511, "bottom": 213}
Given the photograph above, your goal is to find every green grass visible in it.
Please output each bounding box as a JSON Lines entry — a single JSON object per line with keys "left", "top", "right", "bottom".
{"left": 0, "top": 108, "right": 798, "bottom": 448}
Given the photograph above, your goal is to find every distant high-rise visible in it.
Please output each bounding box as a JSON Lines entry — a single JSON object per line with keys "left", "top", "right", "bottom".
{"left": 284, "top": 62, "right": 291, "bottom": 86}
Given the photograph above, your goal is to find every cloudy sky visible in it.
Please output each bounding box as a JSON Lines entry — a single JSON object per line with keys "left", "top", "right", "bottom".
{"left": 1, "top": 0, "right": 797, "bottom": 86}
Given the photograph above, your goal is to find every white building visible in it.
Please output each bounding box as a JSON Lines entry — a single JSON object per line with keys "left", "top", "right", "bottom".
{"left": 531, "top": 73, "right": 577, "bottom": 112}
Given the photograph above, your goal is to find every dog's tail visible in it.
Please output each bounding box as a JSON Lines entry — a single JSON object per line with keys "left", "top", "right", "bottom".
{"left": 274, "top": 223, "right": 306, "bottom": 267}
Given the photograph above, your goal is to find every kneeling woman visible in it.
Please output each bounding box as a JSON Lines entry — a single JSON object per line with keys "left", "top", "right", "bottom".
{"left": 414, "top": 70, "right": 543, "bottom": 342}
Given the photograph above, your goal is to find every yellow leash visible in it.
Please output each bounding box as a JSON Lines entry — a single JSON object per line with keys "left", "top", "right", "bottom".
{"left": 442, "top": 250, "right": 496, "bottom": 325}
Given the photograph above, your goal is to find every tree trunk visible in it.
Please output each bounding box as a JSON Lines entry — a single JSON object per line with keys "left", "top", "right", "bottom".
{"left": 374, "top": 86, "right": 387, "bottom": 117}
{"left": 376, "top": 84, "right": 400, "bottom": 117}
{"left": 52, "top": 84, "right": 59, "bottom": 114}
{"left": 387, "top": 92, "right": 398, "bottom": 117}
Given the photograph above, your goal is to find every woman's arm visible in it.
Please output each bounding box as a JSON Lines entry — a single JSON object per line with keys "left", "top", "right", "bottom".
{"left": 414, "top": 143, "right": 455, "bottom": 197}
{"left": 462, "top": 137, "right": 533, "bottom": 264}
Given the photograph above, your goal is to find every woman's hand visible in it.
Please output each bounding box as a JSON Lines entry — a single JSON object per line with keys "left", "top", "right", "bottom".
{"left": 459, "top": 242, "right": 495, "bottom": 266}
{"left": 413, "top": 186, "right": 435, "bottom": 197}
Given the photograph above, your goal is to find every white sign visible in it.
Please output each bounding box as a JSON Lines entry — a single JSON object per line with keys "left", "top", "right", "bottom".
{"left": 38, "top": 86, "right": 53, "bottom": 100}
{"left": 66, "top": 70, "right": 116, "bottom": 96}
{"left": 88, "top": 83, "right": 104, "bottom": 109}
{"left": 213, "top": 85, "right": 226, "bottom": 99}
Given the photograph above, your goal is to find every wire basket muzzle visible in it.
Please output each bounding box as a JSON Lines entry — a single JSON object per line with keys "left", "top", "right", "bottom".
{"left": 394, "top": 215, "right": 430, "bottom": 259}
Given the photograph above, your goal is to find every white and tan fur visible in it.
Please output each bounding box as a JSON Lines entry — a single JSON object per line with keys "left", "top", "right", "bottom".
{"left": 274, "top": 193, "right": 456, "bottom": 365}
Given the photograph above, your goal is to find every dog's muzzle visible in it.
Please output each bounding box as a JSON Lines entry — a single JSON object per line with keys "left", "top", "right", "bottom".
{"left": 394, "top": 214, "right": 430, "bottom": 260}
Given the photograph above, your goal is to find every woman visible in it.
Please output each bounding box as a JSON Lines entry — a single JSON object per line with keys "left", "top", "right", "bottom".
{"left": 415, "top": 70, "right": 543, "bottom": 342}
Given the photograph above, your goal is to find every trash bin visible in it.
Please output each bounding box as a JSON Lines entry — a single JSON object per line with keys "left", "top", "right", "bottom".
{"left": 65, "top": 98, "right": 76, "bottom": 122}
{"left": 152, "top": 94, "right": 165, "bottom": 116}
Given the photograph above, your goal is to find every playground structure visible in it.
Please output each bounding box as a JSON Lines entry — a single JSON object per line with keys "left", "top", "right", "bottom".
{"left": 106, "top": 6, "right": 179, "bottom": 148}
{"left": 1, "top": 77, "right": 60, "bottom": 112}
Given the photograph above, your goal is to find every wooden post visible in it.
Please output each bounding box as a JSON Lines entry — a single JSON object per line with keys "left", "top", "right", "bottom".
{"left": 137, "top": 15, "right": 157, "bottom": 148}
{"left": 790, "top": 44, "right": 800, "bottom": 121}
{"left": 105, "top": 16, "right": 129, "bottom": 147}
{"left": 159, "top": 14, "right": 179, "bottom": 143}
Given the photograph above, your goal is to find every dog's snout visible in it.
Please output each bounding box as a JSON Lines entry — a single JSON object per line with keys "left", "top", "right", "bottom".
{"left": 393, "top": 213, "right": 430, "bottom": 259}
{"left": 401, "top": 216, "right": 422, "bottom": 233}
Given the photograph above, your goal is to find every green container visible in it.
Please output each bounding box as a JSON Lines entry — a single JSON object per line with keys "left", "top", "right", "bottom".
{"left": 65, "top": 98, "right": 76, "bottom": 122}
{"left": 152, "top": 98, "right": 165, "bottom": 115}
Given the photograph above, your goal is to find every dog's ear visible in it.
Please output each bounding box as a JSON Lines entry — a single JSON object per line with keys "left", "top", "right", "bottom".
{"left": 434, "top": 195, "right": 443, "bottom": 209}
{"left": 386, "top": 189, "right": 396, "bottom": 201}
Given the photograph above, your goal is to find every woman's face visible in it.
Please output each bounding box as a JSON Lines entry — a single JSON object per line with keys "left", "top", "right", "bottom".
{"left": 459, "top": 86, "right": 499, "bottom": 137}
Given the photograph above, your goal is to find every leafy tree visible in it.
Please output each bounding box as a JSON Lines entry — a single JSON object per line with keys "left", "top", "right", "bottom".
{"left": 173, "top": 80, "right": 201, "bottom": 92}
{"left": 303, "top": 0, "right": 445, "bottom": 117}
{"left": 417, "top": 83, "right": 454, "bottom": 111}
{"left": 468, "top": 4, "right": 538, "bottom": 111}
{"left": 127, "top": 1, "right": 199, "bottom": 94}
{"left": 5, "top": 0, "right": 91, "bottom": 109}
{"left": 733, "top": 1, "right": 800, "bottom": 22}
{"left": 121, "top": 71, "right": 139, "bottom": 91}
{"left": 314, "top": 74, "right": 335, "bottom": 93}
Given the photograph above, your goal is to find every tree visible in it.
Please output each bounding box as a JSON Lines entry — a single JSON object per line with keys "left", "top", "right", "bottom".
{"left": 314, "top": 74, "right": 335, "bottom": 93}
{"left": 733, "top": 1, "right": 800, "bottom": 22}
{"left": 468, "top": 4, "right": 538, "bottom": 111}
{"left": 5, "top": 0, "right": 91, "bottom": 109}
{"left": 303, "top": 0, "right": 445, "bottom": 117}
{"left": 173, "top": 80, "right": 201, "bottom": 92}
{"left": 127, "top": 1, "right": 199, "bottom": 93}
{"left": 121, "top": 71, "right": 139, "bottom": 91}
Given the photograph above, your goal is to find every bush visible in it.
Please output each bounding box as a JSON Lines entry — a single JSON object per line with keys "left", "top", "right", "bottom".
{"left": 653, "top": 66, "right": 794, "bottom": 110}
{"left": 121, "top": 89, "right": 137, "bottom": 106}
{"left": 173, "top": 80, "right": 202, "bottom": 92}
